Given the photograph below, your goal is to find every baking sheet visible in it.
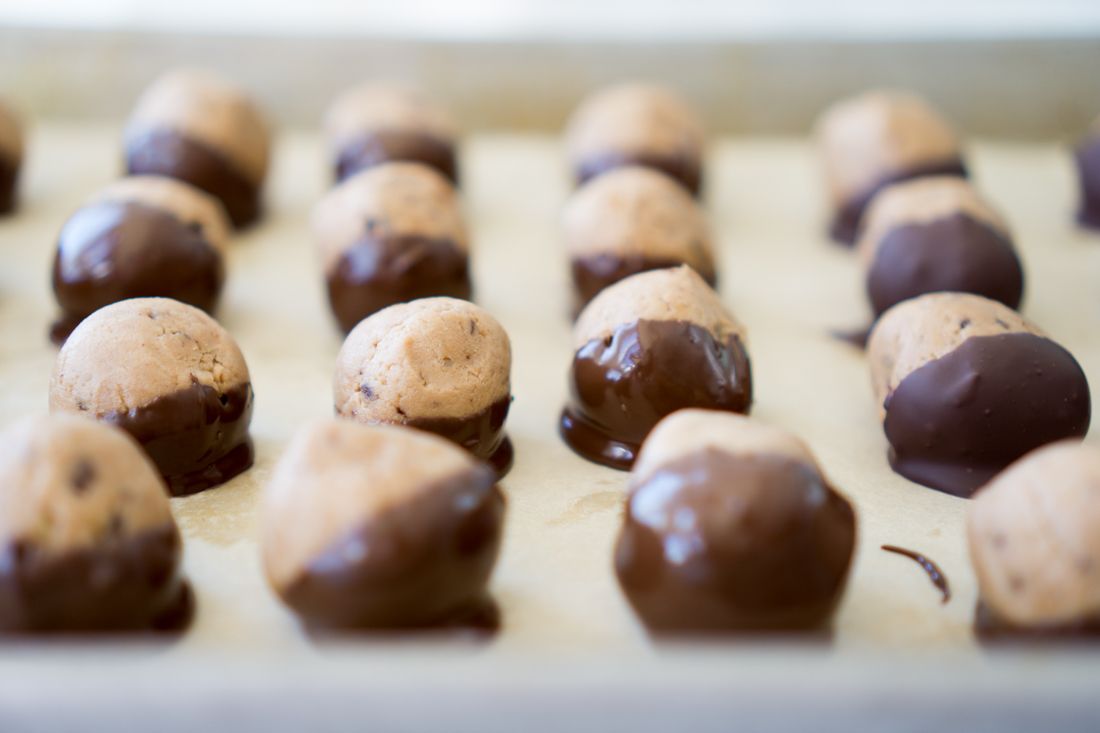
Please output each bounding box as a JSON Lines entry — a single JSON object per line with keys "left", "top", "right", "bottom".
{"left": 0, "top": 123, "right": 1099, "bottom": 728}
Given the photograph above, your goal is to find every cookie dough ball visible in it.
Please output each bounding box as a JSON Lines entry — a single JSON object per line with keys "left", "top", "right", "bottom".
{"left": 868, "top": 293, "right": 1090, "bottom": 497}
{"left": 0, "top": 415, "right": 191, "bottom": 633}
{"left": 0, "top": 100, "right": 23, "bottom": 214}
{"left": 565, "top": 83, "right": 705, "bottom": 196}
{"left": 261, "top": 419, "right": 504, "bottom": 630}
{"left": 563, "top": 166, "right": 716, "bottom": 315}
{"left": 1075, "top": 115, "right": 1100, "bottom": 230}
{"left": 312, "top": 162, "right": 470, "bottom": 333}
{"left": 50, "top": 175, "right": 231, "bottom": 344}
{"left": 969, "top": 441, "right": 1100, "bottom": 639}
{"left": 124, "top": 69, "right": 271, "bottom": 228}
{"left": 560, "top": 266, "right": 752, "bottom": 470}
{"left": 325, "top": 82, "right": 458, "bottom": 184}
{"left": 858, "top": 177, "right": 1024, "bottom": 318}
{"left": 49, "top": 297, "right": 254, "bottom": 495}
{"left": 816, "top": 90, "right": 967, "bottom": 245}
{"left": 334, "top": 298, "right": 513, "bottom": 476}
{"left": 616, "top": 410, "right": 856, "bottom": 632}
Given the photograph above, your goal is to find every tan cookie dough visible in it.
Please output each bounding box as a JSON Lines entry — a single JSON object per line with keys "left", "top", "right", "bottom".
{"left": 969, "top": 441, "right": 1100, "bottom": 629}
{"left": 0, "top": 99, "right": 23, "bottom": 169}
{"left": 261, "top": 419, "right": 504, "bottom": 630}
{"left": 325, "top": 82, "right": 456, "bottom": 155}
{"left": 0, "top": 415, "right": 188, "bottom": 633}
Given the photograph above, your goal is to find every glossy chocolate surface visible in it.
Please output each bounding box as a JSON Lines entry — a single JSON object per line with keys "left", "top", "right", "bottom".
{"left": 407, "top": 396, "right": 514, "bottom": 478}
{"left": 867, "top": 213, "right": 1023, "bottom": 317}
{"left": 616, "top": 450, "right": 855, "bottom": 633}
{"left": 125, "top": 128, "right": 261, "bottom": 228}
{"left": 975, "top": 601, "right": 1100, "bottom": 642}
{"left": 335, "top": 130, "right": 458, "bottom": 184}
{"left": 51, "top": 201, "right": 225, "bottom": 344}
{"left": 575, "top": 151, "right": 702, "bottom": 197}
{"left": 0, "top": 523, "right": 192, "bottom": 634}
{"left": 326, "top": 233, "right": 471, "bottom": 333}
{"left": 281, "top": 467, "right": 504, "bottom": 630}
{"left": 1075, "top": 137, "right": 1100, "bottom": 230}
{"left": 830, "top": 158, "right": 968, "bottom": 245}
{"left": 883, "top": 333, "right": 1091, "bottom": 497}
{"left": 99, "top": 381, "right": 255, "bottom": 496}
{"left": 560, "top": 319, "right": 752, "bottom": 470}
{"left": 571, "top": 255, "right": 717, "bottom": 318}
{"left": 0, "top": 155, "right": 16, "bottom": 214}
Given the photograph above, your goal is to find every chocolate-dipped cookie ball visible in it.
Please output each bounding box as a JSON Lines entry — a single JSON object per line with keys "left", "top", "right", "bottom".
{"left": 560, "top": 266, "right": 752, "bottom": 470}
{"left": 858, "top": 177, "right": 1024, "bottom": 318}
{"left": 0, "top": 100, "right": 23, "bottom": 214}
{"left": 563, "top": 165, "right": 716, "bottom": 315}
{"left": 616, "top": 410, "right": 855, "bottom": 633}
{"left": 1075, "top": 116, "right": 1100, "bottom": 230}
{"left": 50, "top": 297, "right": 254, "bottom": 495}
{"left": 124, "top": 69, "right": 270, "bottom": 228}
{"left": 868, "top": 293, "right": 1090, "bottom": 497}
{"left": 325, "top": 82, "right": 458, "bottom": 184}
{"left": 50, "top": 175, "right": 230, "bottom": 344}
{"left": 334, "top": 297, "right": 513, "bottom": 476}
{"left": 816, "top": 90, "right": 967, "bottom": 245}
{"left": 312, "top": 162, "right": 471, "bottom": 333}
{"left": 565, "top": 83, "right": 705, "bottom": 196}
{"left": 0, "top": 415, "right": 191, "bottom": 633}
{"left": 261, "top": 419, "right": 504, "bottom": 631}
{"left": 969, "top": 441, "right": 1100, "bottom": 639}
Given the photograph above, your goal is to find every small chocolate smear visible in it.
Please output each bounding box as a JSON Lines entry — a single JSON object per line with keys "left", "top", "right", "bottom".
{"left": 405, "top": 396, "right": 513, "bottom": 478}
{"left": 830, "top": 324, "right": 873, "bottom": 349}
{"left": 830, "top": 158, "right": 968, "bottom": 245}
{"left": 867, "top": 213, "right": 1023, "bottom": 317}
{"left": 883, "top": 333, "right": 1091, "bottom": 497}
{"left": 326, "top": 234, "right": 471, "bottom": 334}
{"left": 69, "top": 459, "right": 96, "bottom": 494}
{"left": 571, "top": 254, "right": 717, "bottom": 318}
{"left": 335, "top": 130, "right": 458, "bottom": 185}
{"left": 974, "top": 601, "right": 1100, "bottom": 643}
{"left": 0, "top": 155, "right": 17, "bottom": 215}
{"left": 881, "top": 544, "right": 950, "bottom": 604}
{"left": 125, "top": 128, "right": 261, "bottom": 228}
{"left": 561, "top": 320, "right": 752, "bottom": 470}
{"left": 1075, "top": 138, "right": 1100, "bottom": 230}
{"left": 576, "top": 150, "right": 701, "bottom": 197}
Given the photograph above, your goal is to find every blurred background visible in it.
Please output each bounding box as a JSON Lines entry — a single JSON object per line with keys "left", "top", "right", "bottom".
{"left": 1, "top": 0, "right": 1099, "bottom": 136}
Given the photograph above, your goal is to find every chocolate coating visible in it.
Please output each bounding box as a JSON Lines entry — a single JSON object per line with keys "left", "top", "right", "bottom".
{"left": 51, "top": 201, "right": 225, "bottom": 344}
{"left": 576, "top": 150, "right": 701, "bottom": 197}
{"left": 126, "top": 129, "right": 260, "bottom": 228}
{"left": 616, "top": 451, "right": 855, "bottom": 633}
{"left": 336, "top": 130, "right": 457, "bottom": 185}
{"left": 1076, "top": 137, "right": 1100, "bottom": 230}
{"left": 571, "top": 255, "right": 717, "bottom": 318}
{"left": 101, "top": 381, "right": 255, "bottom": 496}
{"left": 975, "top": 601, "right": 1100, "bottom": 642}
{"left": 326, "top": 233, "right": 471, "bottom": 334}
{"left": 560, "top": 320, "right": 752, "bottom": 470}
{"left": 867, "top": 212, "right": 1023, "bottom": 317}
{"left": 0, "top": 155, "right": 15, "bottom": 214}
{"left": 0, "top": 524, "right": 191, "bottom": 634}
{"left": 281, "top": 467, "right": 504, "bottom": 630}
{"left": 406, "top": 396, "right": 514, "bottom": 477}
{"left": 884, "top": 333, "right": 1091, "bottom": 497}
{"left": 832, "top": 159, "right": 968, "bottom": 245}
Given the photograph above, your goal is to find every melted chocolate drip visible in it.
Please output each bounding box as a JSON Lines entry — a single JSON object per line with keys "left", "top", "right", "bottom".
{"left": 560, "top": 319, "right": 752, "bottom": 470}
{"left": 975, "top": 601, "right": 1100, "bottom": 642}
{"left": 326, "top": 234, "right": 471, "bottom": 334}
{"left": 281, "top": 467, "right": 504, "bottom": 631}
{"left": 615, "top": 450, "right": 856, "bottom": 633}
{"left": 1075, "top": 138, "right": 1100, "bottom": 230}
{"left": 576, "top": 151, "right": 702, "bottom": 197}
{"left": 830, "top": 325, "right": 873, "bottom": 349}
{"left": 830, "top": 158, "right": 969, "bottom": 245}
{"left": 881, "top": 544, "right": 950, "bottom": 604}
{"left": 883, "top": 333, "right": 1091, "bottom": 497}
{"left": 571, "top": 255, "right": 717, "bottom": 318}
{"left": 335, "top": 130, "right": 458, "bottom": 184}
{"left": 50, "top": 201, "right": 225, "bottom": 344}
{"left": 100, "top": 381, "right": 255, "bottom": 496}
{"left": 0, "top": 154, "right": 16, "bottom": 214}
{"left": 125, "top": 128, "right": 261, "bottom": 228}
{"left": 867, "top": 213, "right": 1023, "bottom": 317}
{"left": 405, "top": 396, "right": 514, "bottom": 478}
{"left": 0, "top": 523, "right": 191, "bottom": 634}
